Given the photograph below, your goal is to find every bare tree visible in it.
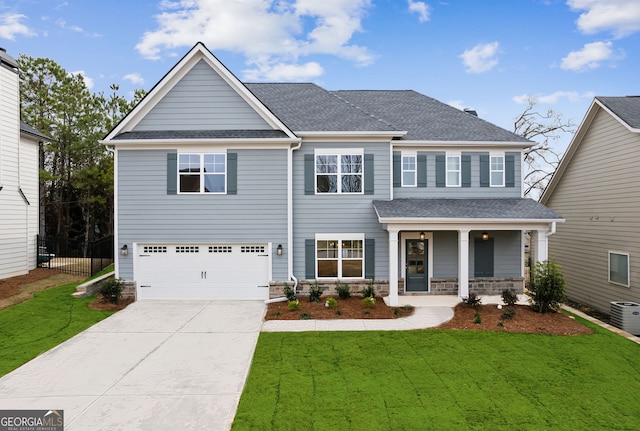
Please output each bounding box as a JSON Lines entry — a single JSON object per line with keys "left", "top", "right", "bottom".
{"left": 514, "top": 97, "right": 576, "bottom": 199}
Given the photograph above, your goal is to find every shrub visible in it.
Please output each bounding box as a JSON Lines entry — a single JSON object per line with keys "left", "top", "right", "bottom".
{"left": 325, "top": 297, "right": 338, "bottom": 309}
{"left": 529, "top": 260, "right": 566, "bottom": 313}
{"left": 473, "top": 312, "right": 482, "bottom": 324}
{"left": 363, "top": 296, "right": 376, "bottom": 307}
{"left": 335, "top": 282, "right": 351, "bottom": 299}
{"left": 309, "top": 282, "right": 323, "bottom": 302}
{"left": 283, "top": 283, "right": 296, "bottom": 301}
{"left": 462, "top": 292, "right": 482, "bottom": 308}
{"left": 98, "top": 277, "right": 124, "bottom": 304}
{"left": 360, "top": 279, "right": 375, "bottom": 298}
{"left": 287, "top": 299, "right": 300, "bottom": 311}
{"left": 300, "top": 313, "right": 312, "bottom": 320}
{"left": 501, "top": 306, "right": 516, "bottom": 320}
{"left": 501, "top": 288, "right": 518, "bottom": 307}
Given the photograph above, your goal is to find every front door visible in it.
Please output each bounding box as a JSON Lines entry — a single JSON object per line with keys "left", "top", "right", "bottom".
{"left": 406, "top": 239, "right": 429, "bottom": 292}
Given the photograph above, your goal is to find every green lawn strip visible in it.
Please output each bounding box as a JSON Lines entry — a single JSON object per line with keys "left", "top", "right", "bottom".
{"left": 0, "top": 282, "right": 115, "bottom": 377}
{"left": 232, "top": 323, "right": 640, "bottom": 431}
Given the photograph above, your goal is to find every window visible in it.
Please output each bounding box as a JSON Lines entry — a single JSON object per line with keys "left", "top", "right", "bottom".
{"left": 446, "top": 153, "right": 460, "bottom": 187}
{"left": 402, "top": 154, "right": 417, "bottom": 187}
{"left": 609, "top": 251, "right": 630, "bottom": 287}
{"left": 315, "top": 149, "right": 363, "bottom": 194}
{"left": 316, "top": 234, "right": 364, "bottom": 278}
{"left": 490, "top": 153, "right": 504, "bottom": 187}
{"left": 178, "top": 153, "right": 226, "bottom": 193}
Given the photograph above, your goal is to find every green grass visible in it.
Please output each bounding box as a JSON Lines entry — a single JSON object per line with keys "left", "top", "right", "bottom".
{"left": 0, "top": 275, "right": 115, "bottom": 377}
{"left": 232, "top": 318, "right": 640, "bottom": 431}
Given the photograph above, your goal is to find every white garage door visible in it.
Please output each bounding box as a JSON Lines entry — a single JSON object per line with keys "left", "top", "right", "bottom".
{"left": 135, "top": 243, "right": 271, "bottom": 300}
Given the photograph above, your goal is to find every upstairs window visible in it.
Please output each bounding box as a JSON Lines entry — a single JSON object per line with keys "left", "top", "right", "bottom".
{"left": 315, "top": 149, "right": 363, "bottom": 194}
{"left": 402, "top": 154, "right": 417, "bottom": 187}
{"left": 490, "top": 153, "right": 504, "bottom": 187}
{"left": 178, "top": 153, "right": 226, "bottom": 193}
{"left": 446, "top": 153, "right": 461, "bottom": 187}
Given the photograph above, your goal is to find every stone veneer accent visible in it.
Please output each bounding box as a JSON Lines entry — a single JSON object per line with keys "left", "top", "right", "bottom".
{"left": 123, "top": 281, "right": 136, "bottom": 300}
{"left": 269, "top": 279, "right": 389, "bottom": 299}
{"left": 430, "top": 277, "right": 525, "bottom": 296}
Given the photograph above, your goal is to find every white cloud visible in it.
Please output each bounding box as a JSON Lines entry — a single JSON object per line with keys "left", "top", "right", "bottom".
{"left": 0, "top": 13, "right": 36, "bottom": 40}
{"left": 70, "top": 70, "right": 94, "bottom": 90}
{"left": 123, "top": 73, "right": 145, "bottom": 86}
{"left": 447, "top": 100, "right": 466, "bottom": 110}
{"left": 408, "top": 0, "right": 430, "bottom": 23}
{"left": 135, "top": 0, "right": 373, "bottom": 81}
{"left": 513, "top": 91, "right": 595, "bottom": 104}
{"left": 560, "top": 41, "right": 619, "bottom": 71}
{"left": 459, "top": 41, "right": 500, "bottom": 73}
{"left": 243, "top": 61, "right": 324, "bottom": 81}
{"left": 568, "top": 0, "right": 640, "bottom": 38}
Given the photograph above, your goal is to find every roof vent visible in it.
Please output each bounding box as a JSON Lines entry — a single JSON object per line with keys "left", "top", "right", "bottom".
{"left": 463, "top": 108, "right": 478, "bottom": 117}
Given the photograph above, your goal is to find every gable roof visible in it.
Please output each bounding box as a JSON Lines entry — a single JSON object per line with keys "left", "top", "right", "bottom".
{"left": 540, "top": 96, "right": 640, "bottom": 204}
{"left": 20, "top": 121, "right": 50, "bottom": 141}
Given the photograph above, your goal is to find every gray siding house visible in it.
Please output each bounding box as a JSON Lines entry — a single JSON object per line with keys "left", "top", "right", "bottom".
{"left": 540, "top": 96, "right": 640, "bottom": 314}
{"left": 102, "top": 42, "right": 562, "bottom": 304}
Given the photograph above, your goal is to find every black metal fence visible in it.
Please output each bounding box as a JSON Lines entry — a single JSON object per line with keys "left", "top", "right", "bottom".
{"left": 37, "top": 235, "right": 114, "bottom": 277}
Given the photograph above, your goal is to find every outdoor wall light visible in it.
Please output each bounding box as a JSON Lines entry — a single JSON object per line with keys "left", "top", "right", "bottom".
{"left": 276, "top": 244, "right": 283, "bottom": 256}
{"left": 481, "top": 232, "right": 489, "bottom": 241}
{"left": 120, "top": 244, "right": 128, "bottom": 256}
{"left": 419, "top": 231, "right": 425, "bottom": 240}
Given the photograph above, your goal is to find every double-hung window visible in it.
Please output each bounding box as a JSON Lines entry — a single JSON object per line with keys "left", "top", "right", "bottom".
{"left": 178, "top": 153, "right": 226, "bottom": 193}
{"left": 402, "top": 153, "right": 417, "bottom": 187}
{"left": 490, "top": 152, "right": 504, "bottom": 187}
{"left": 609, "top": 251, "right": 630, "bottom": 287}
{"left": 316, "top": 234, "right": 364, "bottom": 278}
{"left": 446, "top": 152, "right": 461, "bottom": 187}
{"left": 315, "top": 149, "right": 363, "bottom": 194}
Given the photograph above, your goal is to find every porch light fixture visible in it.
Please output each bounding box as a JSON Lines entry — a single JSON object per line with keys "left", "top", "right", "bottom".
{"left": 481, "top": 232, "right": 489, "bottom": 241}
{"left": 276, "top": 244, "right": 283, "bottom": 256}
{"left": 120, "top": 244, "right": 128, "bottom": 256}
{"left": 419, "top": 231, "right": 425, "bottom": 240}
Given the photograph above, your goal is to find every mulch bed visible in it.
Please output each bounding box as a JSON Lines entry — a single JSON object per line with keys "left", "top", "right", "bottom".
{"left": 0, "top": 268, "right": 61, "bottom": 298}
{"left": 265, "top": 296, "right": 415, "bottom": 320}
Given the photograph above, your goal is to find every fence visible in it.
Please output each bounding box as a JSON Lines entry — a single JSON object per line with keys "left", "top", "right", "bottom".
{"left": 37, "top": 235, "right": 114, "bottom": 277}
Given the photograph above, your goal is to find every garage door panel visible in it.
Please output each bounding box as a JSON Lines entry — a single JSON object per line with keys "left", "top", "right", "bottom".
{"left": 135, "top": 243, "right": 270, "bottom": 300}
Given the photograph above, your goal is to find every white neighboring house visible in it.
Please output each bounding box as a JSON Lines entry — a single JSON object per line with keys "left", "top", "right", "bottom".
{"left": 0, "top": 48, "right": 48, "bottom": 280}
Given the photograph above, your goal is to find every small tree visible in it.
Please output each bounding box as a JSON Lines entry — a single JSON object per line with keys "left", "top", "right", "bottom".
{"left": 529, "top": 260, "right": 566, "bottom": 313}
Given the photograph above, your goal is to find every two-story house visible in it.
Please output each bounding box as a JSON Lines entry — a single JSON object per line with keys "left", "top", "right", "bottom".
{"left": 102, "top": 42, "right": 562, "bottom": 305}
{"left": 0, "top": 48, "right": 47, "bottom": 281}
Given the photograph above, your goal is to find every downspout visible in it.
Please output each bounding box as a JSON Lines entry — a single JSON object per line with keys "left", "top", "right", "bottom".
{"left": 546, "top": 221, "right": 556, "bottom": 237}
{"left": 265, "top": 137, "right": 302, "bottom": 304}
{"left": 106, "top": 145, "right": 118, "bottom": 278}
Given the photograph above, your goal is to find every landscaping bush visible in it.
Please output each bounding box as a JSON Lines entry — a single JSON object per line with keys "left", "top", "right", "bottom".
{"left": 501, "top": 288, "right": 518, "bottom": 306}
{"left": 360, "top": 279, "right": 375, "bottom": 298}
{"left": 335, "top": 282, "right": 351, "bottom": 299}
{"left": 501, "top": 306, "right": 516, "bottom": 320}
{"left": 462, "top": 292, "right": 482, "bottom": 308}
{"left": 287, "top": 299, "right": 300, "bottom": 311}
{"left": 309, "top": 281, "right": 323, "bottom": 302}
{"left": 363, "top": 296, "right": 376, "bottom": 307}
{"left": 529, "top": 260, "right": 566, "bottom": 313}
{"left": 325, "top": 297, "right": 338, "bottom": 309}
{"left": 98, "top": 277, "right": 124, "bottom": 304}
{"left": 283, "top": 283, "right": 296, "bottom": 301}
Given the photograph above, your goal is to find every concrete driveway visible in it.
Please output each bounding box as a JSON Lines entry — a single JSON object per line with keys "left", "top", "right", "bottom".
{"left": 0, "top": 300, "right": 265, "bottom": 431}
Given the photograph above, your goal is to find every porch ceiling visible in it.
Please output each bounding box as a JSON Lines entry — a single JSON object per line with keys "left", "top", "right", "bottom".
{"left": 373, "top": 198, "right": 564, "bottom": 224}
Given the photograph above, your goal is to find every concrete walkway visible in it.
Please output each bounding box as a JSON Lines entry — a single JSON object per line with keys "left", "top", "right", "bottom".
{"left": 0, "top": 300, "right": 265, "bottom": 431}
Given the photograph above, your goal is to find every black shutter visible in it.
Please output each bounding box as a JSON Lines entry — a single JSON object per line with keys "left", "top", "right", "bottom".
{"left": 305, "top": 239, "right": 316, "bottom": 279}
{"left": 304, "top": 154, "right": 315, "bottom": 195}
{"left": 505, "top": 154, "right": 515, "bottom": 187}
{"left": 462, "top": 155, "right": 471, "bottom": 187}
{"left": 393, "top": 152, "right": 401, "bottom": 187}
{"left": 479, "top": 154, "right": 489, "bottom": 187}
{"left": 435, "top": 154, "right": 445, "bottom": 187}
{"left": 227, "top": 153, "right": 237, "bottom": 195}
{"left": 365, "top": 238, "right": 375, "bottom": 279}
{"left": 417, "top": 154, "right": 427, "bottom": 187}
{"left": 364, "top": 153, "right": 374, "bottom": 194}
{"left": 167, "top": 152, "right": 177, "bottom": 195}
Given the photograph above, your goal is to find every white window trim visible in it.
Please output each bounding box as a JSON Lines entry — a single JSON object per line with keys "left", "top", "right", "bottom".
{"left": 314, "top": 148, "right": 364, "bottom": 195}
{"left": 401, "top": 152, "right": 417, "bottom": 187}
{"left": 490, "top": 152, "right": 505, "bottom": 187}
{"left": 177, "top": 152, "right": 227, "bottom": 194}
{"left": 446, "top": 152, "right": 461, "bottom": 187}
{"left": 315, "top": 233, "right": 365, "bottom": 279}
{"left": 608, "top": 251, "right": 630, "bottom": 287}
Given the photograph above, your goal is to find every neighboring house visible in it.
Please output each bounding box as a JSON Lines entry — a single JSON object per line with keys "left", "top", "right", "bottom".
{"left": 102, "top": 42, "right": 562, "bottom": 304}
{"left": 540, "top": 96, "right": 640, "bottom": 314}
{"left": 0, "top": 48, "right": 47, "bottom": 280}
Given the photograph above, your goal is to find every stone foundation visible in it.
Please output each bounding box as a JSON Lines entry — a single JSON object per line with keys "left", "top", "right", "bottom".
{"left": 430, "top": 277, "right": 525, "bottom": 296}
{"left": 269, "top": 279, "right": 389, "bottom": 299}
{"left": 122, "top": 281, "right": 136, "bottom": 300}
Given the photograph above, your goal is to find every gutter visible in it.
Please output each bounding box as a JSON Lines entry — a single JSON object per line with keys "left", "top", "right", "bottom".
{"left": 546, "top": 221, "right": 557, "bottom": 237}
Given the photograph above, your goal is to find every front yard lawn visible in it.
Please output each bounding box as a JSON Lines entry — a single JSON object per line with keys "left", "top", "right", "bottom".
{"left": 233, "top": 319, "right": 640, "bottom": 430}
{"left": 0, "top": 280, "right": 115, "bottom": 377}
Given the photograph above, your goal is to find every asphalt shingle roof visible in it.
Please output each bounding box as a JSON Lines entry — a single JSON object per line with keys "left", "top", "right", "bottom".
{"left": 373, "top": 198, "right": 563, "bottom": 220}
{"left": 112, "top": 129, "right": 289, "bottom": 140}
{"left": 596, "top": 96, "right": 640, "bottom": 130}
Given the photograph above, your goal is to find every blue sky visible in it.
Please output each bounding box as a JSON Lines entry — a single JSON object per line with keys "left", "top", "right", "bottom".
{"left": 1, "top": 0, "right": 639, "bottom": 151}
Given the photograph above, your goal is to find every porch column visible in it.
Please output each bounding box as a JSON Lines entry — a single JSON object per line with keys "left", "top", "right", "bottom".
{"left": 536, "top": 229, "right": 549, "bottom": 263}
{"left": 458, "top": 229, "right": 470, "bottom": 299}
{"left": 388, "top": 228, "right": 400, "bottom": 306}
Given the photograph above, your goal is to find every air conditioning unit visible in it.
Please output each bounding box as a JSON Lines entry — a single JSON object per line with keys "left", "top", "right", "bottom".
{"left": 610, "top": 302, "right": 640, "bottom": 336}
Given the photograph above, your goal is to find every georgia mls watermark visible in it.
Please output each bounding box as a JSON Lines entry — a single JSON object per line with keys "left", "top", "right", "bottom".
{"left": 0, "top": 410, "right": 63, "bottom": 431}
